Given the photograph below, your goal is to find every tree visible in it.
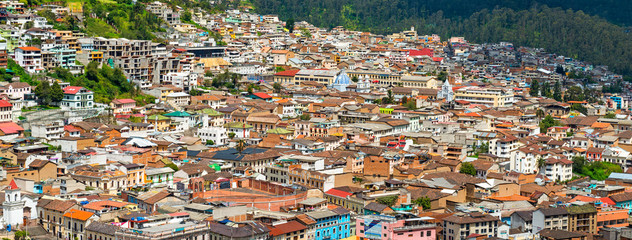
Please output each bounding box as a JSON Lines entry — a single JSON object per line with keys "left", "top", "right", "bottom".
{"left": 536, "top": 109, "right": 545, "bottom": 119}
{"left": 206, "top": 140, "right": 215, "bottom": 145}
{"left": 181, "top": 11, "right": 192, "bottom": 22}
{"left": 50, "top": 81, "right": 64, "bottom": 103}
{"left": 413, "top": 197, "right": 431, "bottom": 210}
{"left": 572, "top": 156, "right": 586, "bottom": 173}
{"left": 23, "top": 21, "right": 35, "bottom": 30}
{"left": 537, "top": 158, "right": 546, "bottom": 172}
{"left": 541, "top": 81, "right": 552, "bottom": 98}
{"left": 376, "top": 195, "right": 398, "bottom": 207}
{"left": 605, "top": 112, "right": 617, "bottom": 119}
{"left": 35, "top": 80, "right": 52, "bottom": 106}
{"left": 553, "top": 80, "right": 562, "bottom": 101}
{"left": 351, "top": 76, "right": 359, "bottom": 83}
{"left": 300, "top": 113, "right": 311, "bottom": 121}
{"left": 564, "top": 86, "right": 585, "bottom": 102}
{"left": 437, "top": 71, "right": 448, "bottom": 82}
{"left": 274, "top": 66, "right": 285, "bottom": 72}
{"left": 459, "top": 162, "right": 476, "bottom": 176}
{"left": 273, "top": 82, "right": 282, "bottom": 93}
{"left": 285, "top": 18, "right": 295, "bottom": 33}
{"left": 539, "top": 115, "right": 559, "bottom": 133}
{"left": 401, "top": 96, "right": 408, "bottom": 104}
{"left": 236, "top": 139, "right": 246, "bottom": 153}
{"left": 555, "top": 65, "right": 566, "bottom": 75}
{"left": 14, "top": 231, "right": 28, "bottom": 240}
{"left": 530, "top": 79, "right": 540, "bottom": 97}
{"left": 571, "top": 103, "right": 587, "bottom": 115}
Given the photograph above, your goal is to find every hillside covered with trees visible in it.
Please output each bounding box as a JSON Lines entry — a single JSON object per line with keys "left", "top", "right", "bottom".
{"left": 251, "top": 0, "right": 632, "bottom": 76}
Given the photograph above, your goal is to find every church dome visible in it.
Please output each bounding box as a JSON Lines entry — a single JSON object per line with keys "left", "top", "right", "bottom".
{"left": 334, "top": 70, "right": 351, "bottom": 85}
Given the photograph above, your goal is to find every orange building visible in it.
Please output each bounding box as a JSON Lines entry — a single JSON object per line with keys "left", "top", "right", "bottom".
{"left": 597, "top": 207, "right": 629, "bottom": 230}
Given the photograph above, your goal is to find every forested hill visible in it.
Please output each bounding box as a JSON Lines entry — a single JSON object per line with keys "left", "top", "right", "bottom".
{"left": 251, "top": 0, "right": 632, "bottom": 77}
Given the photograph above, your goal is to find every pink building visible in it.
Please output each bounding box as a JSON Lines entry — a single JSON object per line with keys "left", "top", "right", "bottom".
{"left": 356, "top": 215, "right": 436, "bottom": 240}
{"left": 111, "top": 99, "right": 137, "bottom": 115}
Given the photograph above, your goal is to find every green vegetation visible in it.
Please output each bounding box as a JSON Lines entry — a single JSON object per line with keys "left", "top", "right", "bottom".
{"left": 412, "top": 197, "right": 431, "bottom": 210}
{"left": 85, "top": 186, "right": 95, "bottom": 191}
{"left": 81, "top": 0, "right": 164, "bottom": 40}
{"left": 572, "top": 156, "right": 622, "bottom": 180}
{"left": 252, "top": 1, "right": 632, "bottom": 77}
{"left": 299, "top": 113, "right": 311, "bottom": 121}
{"left": 469, "top": 142, "right": 489, "bottom": 158}
{"left": 376, "top": 195, "right": 398, "bottom": 207}
{"left": 604, "top": 112, "right": 617, "bottom": 119}
{"left": 6, "top": 59, "right": 34, "bottom": 85}
{"left": 34, "top": 80, "right": 64, "bottom": 106}
{"left": 49, "top": 62, "right": 154, "bottom": 104}
{"left": 14, "top": 230, "right": 29, "bottom": 240}
{"left": 539, "top": 115, "right": 560, "bottom": 133}
{"left": 459, "top": 162, "right": 476, "bottom": 176}
{"left": 84, "top": 18, "right": 119, "bottom": 38}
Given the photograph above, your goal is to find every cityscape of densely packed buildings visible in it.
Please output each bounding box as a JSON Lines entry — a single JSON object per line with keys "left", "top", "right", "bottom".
{"left": 0, "top": 1, "right": 631, "bottom": 240}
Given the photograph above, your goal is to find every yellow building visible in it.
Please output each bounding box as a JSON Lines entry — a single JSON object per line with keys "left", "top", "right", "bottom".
{"left": 454, "top": 86, "right": 515, "bottom": 107}
{"left": 347, "top": 70, "right": 401, "bottom": 87}
{"left": 147, "top": 114, "right": 171, "bottom": 132}
{"left": 400, "top": 75, "right": 439, "bottom": 88}
{"left": 293, "top": 69, "right": 339, "bottom": 85}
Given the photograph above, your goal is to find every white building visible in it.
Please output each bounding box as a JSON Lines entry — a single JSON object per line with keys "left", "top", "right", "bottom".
{"left": 61, "top": 86, "right": 94, "bottom": 109}
{"left": 2, "top": 180, "right": 24, "bottom": 227}
{"left": 162, "top": 72, "right": 198, "bottom": 92}
{"left": 14, "top": 46, "right": 42, "bottom": 73}
{"left": 509, "top": 147, "right": 542, "bottom": 174}
{"left": 31, "top": 120, "right": 64, "bottom": 140}
{"left": 0, "top": 100, "right": 12, "bottom": 123}
{"left": 543, "top": 158, "right": 573, "bottom": 182}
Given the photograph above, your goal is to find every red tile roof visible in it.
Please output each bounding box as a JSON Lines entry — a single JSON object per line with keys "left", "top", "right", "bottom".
{"left": 0, "top": 122, "right": 23, "bottom": 134}
{"left": 269, "top": 221, "right": 307, "bottom": 236}
{"left": 325, "top": 188, "right": 352, "bottom": 198}
{"left": 112, "top": 99, "right": 136, "bottom": 104}
{"left": 274, "top": 69, "right": 300, "bottom": 77}
{"left": 408, "top": 48, "right": 433, "bottom": 57}
{"left": 63, "top": 209, "right": 94, "bottom": 221}
{"left": 601, "top": 197, "right": 616, "bottom": 206}
{"left": 18, "top": 46, "right": 41, "bottom": 51}
{"left": 64, "top": 125, "right": 81, "bottom": 132}
{"left": 0, "top": 100, "right": 12, "bottom": 108}
{"left": 63, "top": 86, "right": 84, "bottom": 94}
{"left": 253, "top": 92, "right": 272, "bottom": 99}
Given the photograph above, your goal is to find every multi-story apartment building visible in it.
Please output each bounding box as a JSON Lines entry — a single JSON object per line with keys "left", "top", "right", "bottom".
{"left": 305, "top": 208, "right": 351, "bottom": 240}
{"left": 567, "top": 204, "right": 597, "bottom": 234}
{"left": 294, "top": 69, "right": 340, "bottom": 86}
{"left": 38, "top": 199, "right": 79, "bottom": 238}
{"left": 532, "top": 207, "right": 569, "bottom": 233}
{"left": 454, "top": 86, "right": 515, "bottom": 107}
{"left": 162, "top": 72, "right": 198, "bottom": 91}
{"left": 14, "top": 46, "right": 42, "bottom": 73}
{"left": 113, "top": 56, "right": 152, "bottom": 89}
{"left": 543, "top": 157, "right": 573, "bottom": 181}
{"left": 62, "top": 209, "right": 95, "bottom": 240}
{"left": 443, "top": 212, "right": 499, "bottom": 240}
{"left": 93, "top": 37, "right": 152, "bottom": 59}
{"left": 31, "top": 120, "right": 65, "bottom": 139}
{"left": 357, "top": 214, "right": 436, "bottom": 240}
{"left": 62, "top": 86, "right": 94, "bottom": 109}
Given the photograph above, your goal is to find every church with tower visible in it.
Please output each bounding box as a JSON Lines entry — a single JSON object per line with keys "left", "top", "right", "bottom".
{"left": 3, "top": 179, "right": 25, "bottom": 227}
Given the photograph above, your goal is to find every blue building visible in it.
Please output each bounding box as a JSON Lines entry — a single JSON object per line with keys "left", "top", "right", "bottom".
{"left": 305, "top": 207, "right": 351, "bottom": 240}
{"left": 610, "top": 96, "right": 623, "bottom": 109}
